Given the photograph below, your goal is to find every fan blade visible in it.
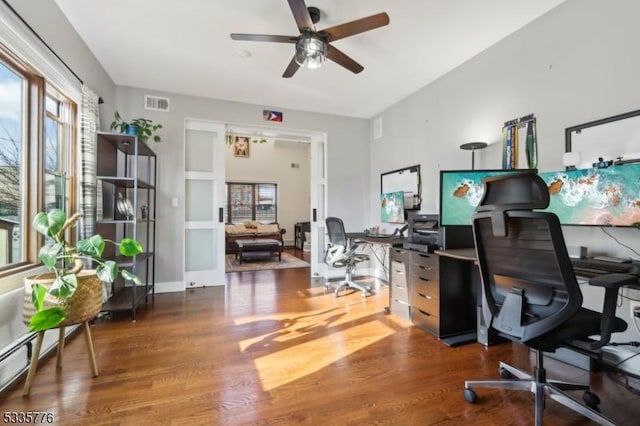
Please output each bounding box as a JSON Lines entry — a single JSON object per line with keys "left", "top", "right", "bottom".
{"left": 287, "top": 0, "right": 314, "bottom": 32}
{"left": 326, "top": 44, "right": 364, "bottom": 74}
{"left": 282, "top": 56, "right": 301, "bottom": 78}
{"left": 322, "top": 13, "right": 390, "bottom": 43}
{"left": 231, "top": 34, "right": 298, "bottom": 43}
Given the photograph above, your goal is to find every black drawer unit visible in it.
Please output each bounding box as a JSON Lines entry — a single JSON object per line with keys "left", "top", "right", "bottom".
{"left": 407, "top": 250, "right": 477, "bottom": 341}
{"left": 410, "top": 305, "right": 439, "bottom": 335}
{"left": 409, "top": 252, "right": 440, "bottom": 333}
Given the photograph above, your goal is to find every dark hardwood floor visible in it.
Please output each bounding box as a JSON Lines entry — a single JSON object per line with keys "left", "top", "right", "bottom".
{"left": 2, "top": 249, "right": 640, "bottom": 425}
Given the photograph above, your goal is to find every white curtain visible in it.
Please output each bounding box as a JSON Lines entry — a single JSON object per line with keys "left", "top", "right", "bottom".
{"left": 80, "top": 85, "right": 100, "bottom": 239}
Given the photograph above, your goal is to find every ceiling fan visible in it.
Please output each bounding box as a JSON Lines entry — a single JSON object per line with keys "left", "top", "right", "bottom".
{"left": 230, "top": 0, "right": 389, "bottom": 78}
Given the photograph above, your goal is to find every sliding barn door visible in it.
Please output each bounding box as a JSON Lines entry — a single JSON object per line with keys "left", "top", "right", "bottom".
{"left": 309, "top": 133, "right": 328, "bottom": 278}
{"left": 183, "top": 119, "right": 226, "bottom": 287}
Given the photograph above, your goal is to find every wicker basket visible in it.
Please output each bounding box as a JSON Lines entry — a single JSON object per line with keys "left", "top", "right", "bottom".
{"left": 23, "top": 271, "right": 103, "bottom": 327}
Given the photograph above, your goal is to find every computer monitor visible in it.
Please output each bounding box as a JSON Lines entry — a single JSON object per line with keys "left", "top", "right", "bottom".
{"left": 380, "top": 191, "right": 405, "bottom": 224}
{"left": 439, "top": 169, "right": 532, "bottom": 226}
{"left": 538, "top": 163, "right": 640, "bottom": 227}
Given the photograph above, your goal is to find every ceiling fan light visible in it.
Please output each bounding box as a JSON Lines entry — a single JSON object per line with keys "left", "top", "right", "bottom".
{"left": 295, "top": 32, "right": 326, "bottom": 69}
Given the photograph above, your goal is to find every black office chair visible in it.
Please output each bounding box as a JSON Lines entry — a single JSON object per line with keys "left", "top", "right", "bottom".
{"left": 463, "top": 171, "right": 636, "bottom": 426}
{"left": 324, "top": 217, "right": 371, "bottom": 298}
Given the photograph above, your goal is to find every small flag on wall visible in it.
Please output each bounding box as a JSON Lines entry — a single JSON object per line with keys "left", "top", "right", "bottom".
{"left": 263, "top": 110, "right": 283, "bottom": 122}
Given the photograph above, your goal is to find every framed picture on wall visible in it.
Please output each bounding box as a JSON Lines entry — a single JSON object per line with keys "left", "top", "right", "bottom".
{"left": 234, "top": 136, "right": 250, "bottom": 157}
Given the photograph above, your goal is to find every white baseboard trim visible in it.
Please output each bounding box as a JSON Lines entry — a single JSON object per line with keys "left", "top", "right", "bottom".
{"left": 155, "top": 281, "right": 185, "bottom": 293}
{"left": 155, "top": 280, "right": 228, "bottom": 293}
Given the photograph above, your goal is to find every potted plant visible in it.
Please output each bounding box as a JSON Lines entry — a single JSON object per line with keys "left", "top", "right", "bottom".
{"left": 24, "top": 209, "right": 143, "bottom": 332}
{"left": 110, "top": 111, "right": 163, "bottom": 143}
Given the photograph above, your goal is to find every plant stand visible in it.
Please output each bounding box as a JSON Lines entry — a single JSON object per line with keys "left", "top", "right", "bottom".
{"left": 22, "top": 272, "right": 103, "bottom": 395}
{"left": 23, "top": 322, "right": 98, "bottom": 396}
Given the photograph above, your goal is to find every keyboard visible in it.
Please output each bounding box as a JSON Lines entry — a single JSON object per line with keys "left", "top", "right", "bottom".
{"left": 571, "top": 258, "right": 632, "bottom": 276}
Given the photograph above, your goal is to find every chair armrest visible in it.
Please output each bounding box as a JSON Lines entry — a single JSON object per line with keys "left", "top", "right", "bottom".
{"left": 588, "top": 273, "right": 638, "bottom": 289}
{"left": 586, "top": 273, "right": 638, "bottom": 350}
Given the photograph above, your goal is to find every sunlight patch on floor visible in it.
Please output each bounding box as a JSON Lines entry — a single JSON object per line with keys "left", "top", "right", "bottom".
{"left": 235, "top": 302, "right": 394, "bottom": 392}
{"left": 249, "top": 320, "right": 394, "bottom": 391}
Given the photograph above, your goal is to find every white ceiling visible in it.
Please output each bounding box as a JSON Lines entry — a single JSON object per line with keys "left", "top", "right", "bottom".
{"left": 54, "top": 0, "right": 566, "bottom": 119}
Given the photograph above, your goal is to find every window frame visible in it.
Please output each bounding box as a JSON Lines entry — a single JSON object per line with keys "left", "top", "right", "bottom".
{"left": 0, "top": 50, "right": 77, "bottom": 281}
{"left": 225, "top": 182, "right": 278, "bottom": 224}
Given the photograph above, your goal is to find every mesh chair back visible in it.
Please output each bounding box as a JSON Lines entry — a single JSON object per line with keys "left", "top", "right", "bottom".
{"left": 326, "top": 217, "right": 347, "bottom": 247}
{"left": 473, "top": 172, "right": 583, "bottom": 344}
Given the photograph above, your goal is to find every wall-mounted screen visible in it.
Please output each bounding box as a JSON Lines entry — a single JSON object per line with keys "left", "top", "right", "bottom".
{"left": 381, "top": 165, "right": 421, "bottom": 210}
{"left": 538, "top": 163, "right": 640, "bottom": 227}
{"left": 381, "top": 191, "right": 405, "bottom": 224}
{"left": 439, "top": 169, "right": 530, "bottom": 226}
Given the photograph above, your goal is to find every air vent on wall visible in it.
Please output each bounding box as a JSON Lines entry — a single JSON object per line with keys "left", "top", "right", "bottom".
{"left": 144, "top": 95, "right": 170, "bottom": 112}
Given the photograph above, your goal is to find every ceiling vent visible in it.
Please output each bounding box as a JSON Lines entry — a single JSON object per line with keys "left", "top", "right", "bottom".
{"left": 144, "top": 95, "right": 170, "bottom": 112}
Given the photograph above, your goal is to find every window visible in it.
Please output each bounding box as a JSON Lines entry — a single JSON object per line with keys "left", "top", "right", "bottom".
{"left": 0, "top": 57, "right": 27, "bottom": 268}
{"left": 0, "top": 53, "right": 75, "bottom": 273}
{"left": 44, "top": 88, "right": 75, "bottom": 212}
{"left": 225, "top": 183, "right": 277, "bottom": 223}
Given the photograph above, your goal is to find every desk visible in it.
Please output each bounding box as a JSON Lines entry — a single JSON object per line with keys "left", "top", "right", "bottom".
{"left": 346, "top": 233, "right": 405, "bottom": 281}
{"left": 432, "top": 249, "right": 640, "bottom": 349}
{"left": 386, "top": 246, "right": 480, "bottom": 338}
{"left": 410, "top": 248, "right": 477, "bottom": 346}
{"left": 346, "top": 233, "right": 405, "bottom": 247}
{"left": 346, "top": 233, "right": 405, "bottom": 311}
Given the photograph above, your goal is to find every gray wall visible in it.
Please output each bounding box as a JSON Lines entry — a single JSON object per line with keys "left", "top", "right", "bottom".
{"left": 371, "top": 0, "right": 640, "bottom": 247}
{"left": 370, "top": 0, "right": 640, "bottom": 339}
{"left": 5, "top": 0, "right": 370, "bottom": 286}
{"left": 12, "top": 0, "right": 640, "bottom": 340}
{"left": 7, "top": 0, "right": 116, "bottom": 116}
{"left": 114, "top": 86, "right": 368, "bottom": 284}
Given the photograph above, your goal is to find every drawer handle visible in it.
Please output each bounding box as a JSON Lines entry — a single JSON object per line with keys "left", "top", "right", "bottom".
{"left": 393, "top": 299, "right": 410, "bottom": 306}
{"left": 418, "top": 254, "right": 431, "bottom": 259}
{"left": 417, "top": 308, "right": 431, "bottom": 316}
{"left": 419, "top": 277, "right": 429, "bottom": 282}
{"left": 393, "top": 284, "right": 406, "bottom": 290}
{"left": 418, "top": 292, "right": 432, "bottom": 300}
{"left": 418, "top": 265, "right": 432, "bottom": 271}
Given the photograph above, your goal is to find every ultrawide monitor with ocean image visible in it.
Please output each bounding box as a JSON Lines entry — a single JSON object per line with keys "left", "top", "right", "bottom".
{"left": 439, "top": 164, "right": 640, "bottom": 227}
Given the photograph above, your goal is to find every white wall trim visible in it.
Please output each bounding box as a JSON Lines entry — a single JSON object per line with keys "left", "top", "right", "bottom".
{"left": 155, "top": 281, "right": 187, "bottom": 293}
{"left": 0, "top": 1, "right": 81, "bottom": 102}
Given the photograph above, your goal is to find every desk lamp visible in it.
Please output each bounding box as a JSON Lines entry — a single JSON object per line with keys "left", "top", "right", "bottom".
{"left": 460, "top": 142, "right": 488, "bottom": 170}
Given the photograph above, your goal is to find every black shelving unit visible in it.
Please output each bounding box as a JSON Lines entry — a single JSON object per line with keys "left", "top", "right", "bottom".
{"left": 96, "top": 131, "right": 156, "bottom": 321}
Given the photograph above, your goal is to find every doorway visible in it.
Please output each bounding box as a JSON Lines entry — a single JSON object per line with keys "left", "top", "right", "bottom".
{"left": 224, "top": 122, "right": 327, "bottom": 277}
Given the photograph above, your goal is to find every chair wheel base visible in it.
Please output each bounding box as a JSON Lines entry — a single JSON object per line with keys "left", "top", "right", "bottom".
{"left": 583, "top": 391, "right": 600, "bottom": 408}
{"left": 464, "top": 388, "right": 478, "bottom": 403}
{"left": 499, "top": 367, "right": 514, "bottom": 379}
{"left": 333, "top": 283, "right": 371, "bottom": 298}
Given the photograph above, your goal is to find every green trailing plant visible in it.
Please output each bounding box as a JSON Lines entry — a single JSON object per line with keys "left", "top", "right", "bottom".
{"left": 28, "top": 209, "right": 143, "bottom": 332}
{"left": 110, "top": 111, "right": 163, "bottom": 143}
